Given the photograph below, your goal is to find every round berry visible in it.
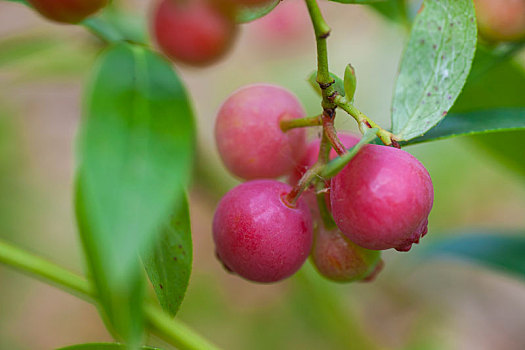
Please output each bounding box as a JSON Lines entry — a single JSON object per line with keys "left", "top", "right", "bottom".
{"left": 474, "top": 0, "right": 525, "bottom": 42}
{"left": 215, "top": 84, "right": 306, "bottom": 179}
{"left": 27, "top": 0, "right": 108, "bottom": 23}
{"left": 152, "top": 0, "right": 237, "bottom": 66}
{"left": 213, "top": 180, "right": 313, "bottom": 283}
{"left": 312, "top": 226, "right": 382, "bottom": 282}
{"left": 330, "top": 145, "right": 433, "bottom": 251}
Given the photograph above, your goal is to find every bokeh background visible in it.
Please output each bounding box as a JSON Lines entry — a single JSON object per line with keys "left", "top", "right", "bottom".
{"left": 1, "top": 0, "right": 525, "bottom": 349}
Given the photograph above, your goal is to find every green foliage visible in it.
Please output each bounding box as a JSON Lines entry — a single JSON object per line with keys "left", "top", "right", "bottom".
{"left": 367, "top": 0, "right": 408, "bottom": 25}
{"left": 76, "top": 43, "right": 195, "bottom": 344}
{"left": 236, "top": 0, "right": 280, "bottom": 24}
{"left": 418, "top": 232, "right": 525, "bottom": 280}
{"left": 391, "top": 0, "right": 477, "bottom": 140}
{"left": 403, "top": 108, "right": 525, "bottom": 145}
{"left": 450, "top": 46, "right": 525, "bottom": 179}
{"left": 142, "top": 195, "right": 192, "bottom": 317}
{"left": 57, "top": 344, "right": 161, "bottom": 350}
{"left": 308, "top": 70, "right": 345, "bottom": 97}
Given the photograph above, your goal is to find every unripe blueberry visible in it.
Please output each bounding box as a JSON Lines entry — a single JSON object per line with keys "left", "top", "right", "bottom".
{"left": 331, "top": 145, "right": 433, "bottom": 252}
{"left": 215, "top": 84, "right": 306, "bottom": 179}
{"left": 213, "top": 180, "right": 313, "bottom": 283}
{"left": 152, "top": 0, "right": 237, "bottom": 66}
{"left": 312, "top": 226, "right": 382, "bottom": 282}
{"left": 474, "top": 0, "right": 525, "bottom": 42}
{"left": 27, "top": 0, "right": 108, "bottom": 23}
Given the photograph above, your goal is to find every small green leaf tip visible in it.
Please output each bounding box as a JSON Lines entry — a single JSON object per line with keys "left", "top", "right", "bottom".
{"left": 344, "top": 64, "right": 357, "bottom": 102}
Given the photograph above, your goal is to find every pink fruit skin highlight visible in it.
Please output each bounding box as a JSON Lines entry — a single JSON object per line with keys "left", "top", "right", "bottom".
{"left": 213, "top": 180, "right": 313, "bottom": 283}
{"left": 331, "top": 145, "right": 434, "bottom": 252}
{"left": 152, "top": 0, "right": 236, "bottom": 65}
{"left": 215, "top": 84, "right": 306, "bottom": 180}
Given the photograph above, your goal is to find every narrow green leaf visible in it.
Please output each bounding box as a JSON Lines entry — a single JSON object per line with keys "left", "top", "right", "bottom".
{"left": 236, "top": 0, "right": 280, "bottom": 23}
{"left": 417, "top": 232, "right": 525, "bottom": 280}
{"left": 452, "top": 45, "right": 525, "bottom": 178}
{"left": 403, "top": 108, "right": 525, "bottom": 145}
{"left": 391, "top": 0, "right": 477, "bottom": 140}
{"left": 57, "top": 343, "right": 161, "bottom": 350}
{"left": 368, "top": 0, "right": 408, "bottom": 25}
{"left": 76, "top": 43, "right": 195, "bottom": 344}
{"left": 308, "top": 70, "right": 345, "bottom": 97}
{"left": 142, "top": 195, "right": 192, "bottom": 317}
{"left": 321, "top": 128, "right": 377, "bottom": 178}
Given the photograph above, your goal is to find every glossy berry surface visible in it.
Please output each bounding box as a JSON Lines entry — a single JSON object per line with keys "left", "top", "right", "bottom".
{"left": 213, "top": 180, "right": 313, "bottom": 283}
{"left": 312, "top": 226, "right": 382, "bottom": 282}
{"left": 331, "top": 145, "right": 433, "bottom": 252}
{"left": 474, "top": 0, "right": 525, "bottom": 42}
{"left": 27, "top": 0, "right": 108, "bottom": 23}
{"left": 215, "top": 84, "right": 306, "bottom": 180}
{"left": 152, "top": 0, "right": 236, "bottom": 66}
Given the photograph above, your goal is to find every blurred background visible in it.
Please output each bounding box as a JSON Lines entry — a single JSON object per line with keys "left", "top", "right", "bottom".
{"left": 0, "top": 0, "right": 525, "bottom": 349}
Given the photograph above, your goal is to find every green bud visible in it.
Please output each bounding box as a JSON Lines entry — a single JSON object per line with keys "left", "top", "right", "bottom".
{"left": 344, "top": 64, "right": 357, "bottom": 102}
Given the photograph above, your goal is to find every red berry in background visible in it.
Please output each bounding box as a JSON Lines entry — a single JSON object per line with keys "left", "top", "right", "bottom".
{"left": 474, "top": 0, "right": 525, "bottom": 42}
{"left": 27, "top": 0, "right": 108, "bottom": 24}
{"left": 215, "top": 84, "right": 306, "bottom": 180}
{"left": 312, "top": 226, "right": 382, "bottom": 283}
{"left": 330, "top": 145, "right": 433, "bottom": 252}
{"left": 152, "top": 0, "right": 237, "bottom": 66}
{"left": 213, "top": 180, "right": 313, "bottom": 283}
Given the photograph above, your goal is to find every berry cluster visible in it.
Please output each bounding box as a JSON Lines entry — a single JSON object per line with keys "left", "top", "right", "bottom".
{"left": 213, "top": 84, "right": 434, "bottom": 283}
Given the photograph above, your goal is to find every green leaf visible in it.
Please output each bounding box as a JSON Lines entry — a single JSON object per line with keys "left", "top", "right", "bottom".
{"left": 417, "top": 232, "right": 525, "bottom": 280}
{"left": 403, "top": 108, "right": 525, "bottom": 145}
{"left": 368, "top": 0, "right": 408, "bottom": 25}
{"left": 391, "top": 0, "right": 477, "bottom": 141}
{"left": 76, "top": 43, "right": 195, "bottom": 344}
{"left": 236, "top": 0, "right": 280, "bottom": 23}
{"left": 308, "top": 70, "right": 345, "bottom": 97}
{"left": 142, "top": 195, "right": 192, "bottom": 317}
{"left": 451, "top": 45, "right": 525, "bottom": 178}
{"left": 57, "top": 343, "right": 161, "bottom": 350}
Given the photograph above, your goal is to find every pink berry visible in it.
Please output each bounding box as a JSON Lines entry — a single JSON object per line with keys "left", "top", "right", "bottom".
{"left": 213, "top": 180, "right": 313, "bottom": 283}
{"left": 288, "top": 132, "right": 360, "bottom": 217}
{"left": 312, "top": 226, "right": 382, "bottom": 282}
{"left": 474, "top": 0, "right": 525, "bottom": 42}
{"left": 330, "top": 145, "right": 433, "bottom": 251}
{"left": 152, "top": 0, "right": 237, "bottom": 66}
{"left": 215, "top": 84, "right": 306, "bottom": 180}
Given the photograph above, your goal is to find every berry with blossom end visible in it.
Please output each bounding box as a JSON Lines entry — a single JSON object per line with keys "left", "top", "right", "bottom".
{"left": 330, "top": 145, "right": 433, "bottom": 252}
